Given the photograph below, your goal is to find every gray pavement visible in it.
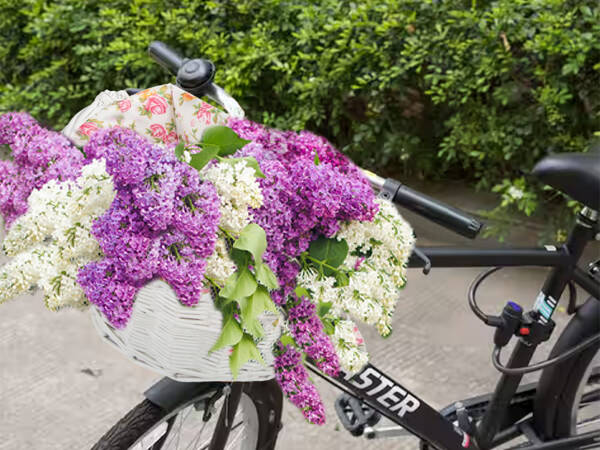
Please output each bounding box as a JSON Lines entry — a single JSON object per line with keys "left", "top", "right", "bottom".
{"left": 1, "top": 184, "right": 598, "bottom": 450}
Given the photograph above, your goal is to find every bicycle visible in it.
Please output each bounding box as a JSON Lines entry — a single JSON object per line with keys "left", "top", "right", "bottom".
{"left": 91, "top": 42, "right": 600, "bottom": 450}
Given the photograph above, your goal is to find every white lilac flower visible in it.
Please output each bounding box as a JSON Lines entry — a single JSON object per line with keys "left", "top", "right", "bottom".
{"left": 201, "top": 159, "right": 263, "bottom": 233}
{"left": 201, "top": 159, "right": 264, "bottom": 288}
{"left": 331, "top": 319, "right": 369, "bottom": 374}
{"left": 298, "top": 198, "right": 414, "bottom": 338}
{"left": 0, "top": 159, "right": 115, "bottom": 309}
{"left": 204, "top": 237, "right": 237, "bottom": 286}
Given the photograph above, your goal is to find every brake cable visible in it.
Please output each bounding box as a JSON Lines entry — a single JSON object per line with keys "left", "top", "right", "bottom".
{"left": 493, "top": 334, "right": 600, "bottom": 375}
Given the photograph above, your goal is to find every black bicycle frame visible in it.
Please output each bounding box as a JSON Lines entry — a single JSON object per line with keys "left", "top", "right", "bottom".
{"left": 309, "top": 211, "right": 600, "bottom": 450}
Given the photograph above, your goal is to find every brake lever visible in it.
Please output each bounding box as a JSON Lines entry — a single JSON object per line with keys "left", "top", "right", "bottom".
{"left": 412, "top": 247, "right": 431, "bottom": 275}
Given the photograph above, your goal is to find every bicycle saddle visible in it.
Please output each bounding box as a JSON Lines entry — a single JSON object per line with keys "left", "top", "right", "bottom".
{"left": 532, "top": 151, "right": 600, "bottom": 211}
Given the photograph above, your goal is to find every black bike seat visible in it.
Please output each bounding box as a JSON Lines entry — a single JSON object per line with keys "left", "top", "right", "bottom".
{"left": 532, "top": 151, "right": 600, "bottom": 211}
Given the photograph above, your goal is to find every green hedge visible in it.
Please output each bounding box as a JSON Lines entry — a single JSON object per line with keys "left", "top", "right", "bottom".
{"left": 1, "top": 0, "right": 599, "bottom": 239}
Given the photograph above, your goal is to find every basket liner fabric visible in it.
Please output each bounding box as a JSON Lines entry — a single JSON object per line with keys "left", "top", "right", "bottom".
{"left": 64, "top": 84, "right": 228, "bottom": 148}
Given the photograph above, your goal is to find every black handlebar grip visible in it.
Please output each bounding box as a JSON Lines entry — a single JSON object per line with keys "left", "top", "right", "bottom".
{"left": 383, "top": 179, "right": 483, "bottom": 239}
{"left": 148, "top": 41, "right": 185, "bottom": 75}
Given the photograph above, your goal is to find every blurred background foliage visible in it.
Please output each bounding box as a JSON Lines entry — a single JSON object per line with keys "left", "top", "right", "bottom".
{"left": 0, "top": 0, "right": 599, "bottom": 240}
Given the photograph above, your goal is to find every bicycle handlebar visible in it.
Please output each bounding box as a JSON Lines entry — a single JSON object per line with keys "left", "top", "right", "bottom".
{"left": 148, "top": 41, "right": 185, "bottom": 74}
{"left": 363, "top": 171, "right": 483, "bottom": 239}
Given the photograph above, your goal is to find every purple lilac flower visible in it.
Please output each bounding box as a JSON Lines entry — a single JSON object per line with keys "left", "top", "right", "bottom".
{"left": 274, "top": 343, "right": 327, "bottom": 425}
{"left": 155, "top": 229, "right": 209, "bottom": 306}
{"left": 229, "top": 117, "right": 366, "bottom": 177}
{"left": 91, "top": 192, "right": 159, "bottom": 282}
{"left": 0, "top": 113, "right": 84, "bottom": 228}
{"left": 0, "top": 160, "right": 24, "bottom": 225}
{"left": 77, "top": 259, "right": 138, "bottom": 329}
{"left": 83, "top": 126, "right": 152, "bottom": 187}
{"left": 287, "top": 295, "right": 340, "bottom": 377}
{"left": 172, "top": 172, "right": 220, "bottom": 255}
{"left": 0, "top": 112, "right": 38, "bottom": 145}
{"left": 78, "top": 127, "right": 220, "bottom": 327}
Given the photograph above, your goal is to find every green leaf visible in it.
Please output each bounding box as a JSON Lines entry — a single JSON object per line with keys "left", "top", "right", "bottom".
{"left": 308, "top": 236, "right": 349, "bottom": 275}
{"left": 174, "top": 142, "right": 185, "bottom": 161}
{"left": 322, "top": 319, "right": 335, "bottom": 335}
{"left": 243, "top": 317, "right": 265, "bottom": 338}
{"left": 230, "top": 334, "right": 265, "bottom": 378}
{"left": 188, "top": 145, "right": 219, "bottom": 171}
{"left": 218, "top": 272, "right": 238, "bottom": 300}
{"left": 279, "top": 334, "right": 295, "bottom": 347}
{"left": 241, "top": 157, "right": 265, "bottom": 178}
{"left": 241, "top": 286, "right": 277, "bottom": 323}
{"left": 230, "top": 248, "right": 249, "bottom": 268}
{"left": 317, "top": 300, "right": 332, "bottom": 318}
{"left": 255, "top": 285, "right": 278, "bottom": 313}
{"left": 314, "top": 151, "right": 320, "bottom": 166}
{"left": 210, "top": 316, "right": 243, "bottom": 352}
{"left": 235, "top": 157, "right": 265, "bottom": 178}
{"left": 233, "top": 223, "right": 267, "bottom": 264}
{"left": 294, "top": 286, "right": 310, "bottom": 299}
{"left": 219, "top": 267, "right": 257, "bottom": 300}
{"left": 255, "top": 262, "right": 279, "bottom": 289}
{"left": 201, "top": 126, "right": 250, "bottom": 156}
{"left": 335, "top": 270, "right": 349, "bottom": 287}
{"left": 240, "top": 292, "right": 261, "bottom": 323}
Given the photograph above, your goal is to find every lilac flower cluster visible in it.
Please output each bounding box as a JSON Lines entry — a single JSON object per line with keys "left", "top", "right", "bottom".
{"left": 287, "top": 295, "right": 339, "bottom": 376}
{"left": 229, "top": 118, "right": 379, "bottom": 423}
{"left": 77, "top": 127, "right": 220, "bottom": 328}
{"left": 228, "top": 118, "right": 365, "bottom": 175}
{"left": 0, "top": 112, "right": 84, "bottom": 227}
{"left": 229, "top": 118, "right": 377, "bottom": 297}
{"left": 273, "top": 343, "right": 326, "bottom": 425}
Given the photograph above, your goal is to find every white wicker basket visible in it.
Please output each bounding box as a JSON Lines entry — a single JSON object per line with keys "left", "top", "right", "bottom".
{"left": 91, "top": 280, "right": 281, "bottom": 382}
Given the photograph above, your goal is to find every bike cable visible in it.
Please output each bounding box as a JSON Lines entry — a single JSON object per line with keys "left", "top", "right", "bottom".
{"left": 468, "top": 266, "right": 578, "bottom": 325}
{"left": 492, "top": 333, "right": 600, "bottom": 375}
{"left": 469, "top": 266, "right": 600, "bottom": 374}
{"left": 468, "top": 267, "right": 504, "bottom": 327}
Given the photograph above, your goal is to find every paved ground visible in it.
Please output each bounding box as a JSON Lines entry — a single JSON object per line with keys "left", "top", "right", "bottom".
{"left": 0, "top": 184, "right": 598, "bottom": 450}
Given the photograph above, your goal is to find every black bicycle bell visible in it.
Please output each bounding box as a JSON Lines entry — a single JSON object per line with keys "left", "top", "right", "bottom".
{"left": 176, "top": 58, "right": 216, "bottom": 96}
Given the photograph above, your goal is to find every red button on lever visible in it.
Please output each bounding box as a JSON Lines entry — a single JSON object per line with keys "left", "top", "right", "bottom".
{"left": 520, "top": 327, "right": 530, "bottom": 336}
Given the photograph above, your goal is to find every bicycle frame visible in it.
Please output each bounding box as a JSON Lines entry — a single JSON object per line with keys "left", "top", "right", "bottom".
{"left": 305, "top": 209, "right": 600, "bottom": 450}
{"left": 133, "top": 44, "right": 600, "bottom": 449}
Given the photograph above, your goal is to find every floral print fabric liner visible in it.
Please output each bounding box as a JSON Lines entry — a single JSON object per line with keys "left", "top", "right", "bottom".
{"left": 67, "top": 83, "right": 229, "bottom": 147}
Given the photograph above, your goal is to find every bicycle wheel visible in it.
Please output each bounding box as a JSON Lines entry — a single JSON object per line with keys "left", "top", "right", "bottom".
{"left": 560, "top": 351, "right": 600, "bottom": 437}
{"left": 92, "top": 381, "right": 281, "bottom": 450}
{"left": 534, "top": 296, "right": 600, "bottom": 441}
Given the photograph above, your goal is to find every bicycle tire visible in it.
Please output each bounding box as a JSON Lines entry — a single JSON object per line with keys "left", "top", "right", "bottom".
{"left": 534, "top": 296, "right": 600, "bottom": 440}
{"left": 91, "top": 381, "right": 282, "bottom": 450}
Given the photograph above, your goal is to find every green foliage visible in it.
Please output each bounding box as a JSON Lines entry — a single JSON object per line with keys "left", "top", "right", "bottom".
{"left": 184, "top": 125, "right": 251, "bottom": 171}
{"left": 305, "top": 236, "right": 349, "bottom": 276}
{"left": 200, "top": 126, "right": 250, "bottom": 157}
{"left": 210, "top": 315, "right": 243, "bottom": 352}
{"left": 232, "top": 223, "right": 267, "bottom": 263}
{"left": 212, "top": 222, "right": 279, "bottom": 378}
{"left": 254, "top": 262, "right": 279, "bottom": 289}
{"left": 229, "top": 334, "right": 265, "bottom": 379}
{"left": 1, "top": 0, "right": 599, "bottom": 238}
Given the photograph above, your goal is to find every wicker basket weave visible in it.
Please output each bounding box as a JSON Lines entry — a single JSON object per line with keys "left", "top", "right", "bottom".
{"left": 91, "top": 280, "right": 281, "bottom": 382}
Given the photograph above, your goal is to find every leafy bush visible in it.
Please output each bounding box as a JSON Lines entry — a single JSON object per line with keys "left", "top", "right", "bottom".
{"left": 1, "top": 0, "right": 599, "bottom": 239}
